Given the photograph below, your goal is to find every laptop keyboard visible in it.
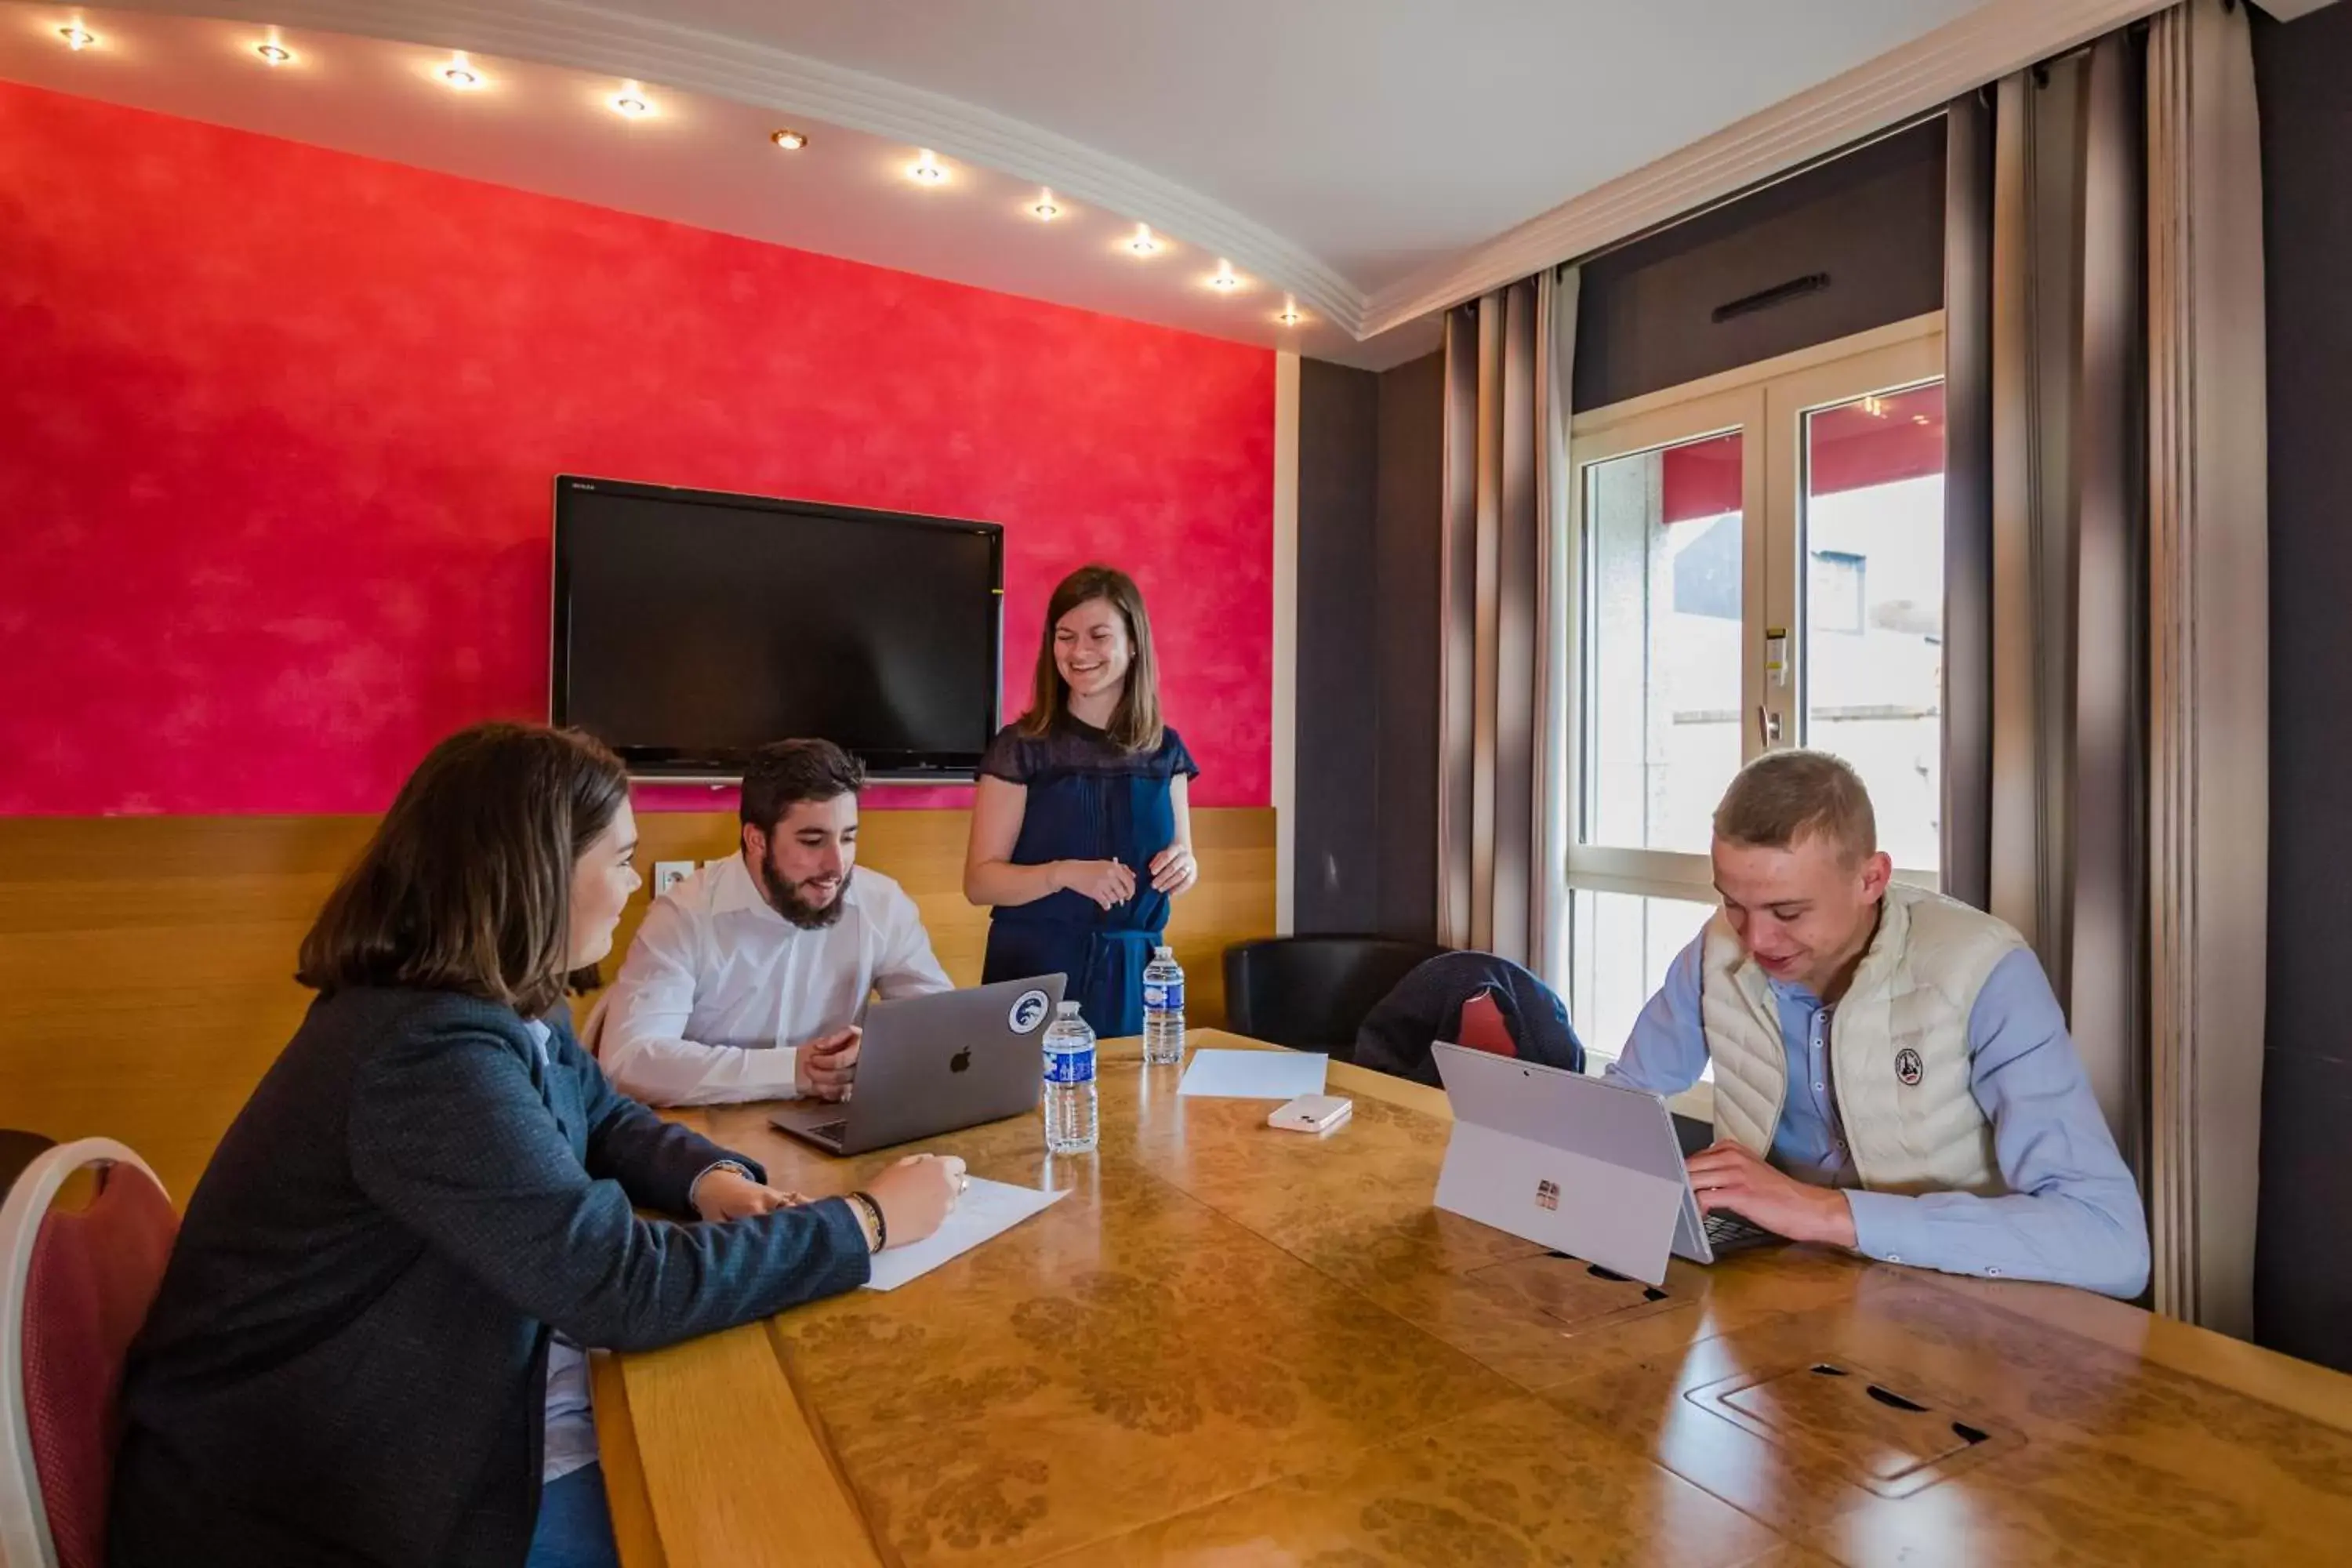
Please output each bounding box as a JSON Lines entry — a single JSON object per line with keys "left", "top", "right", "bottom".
{"left": 1704, "top": 1212, "right": 1777, "bottom": 1253}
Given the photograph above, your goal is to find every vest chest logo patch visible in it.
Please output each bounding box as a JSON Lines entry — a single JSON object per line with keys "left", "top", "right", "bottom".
{"left": 1895, "top": 1047, "right": 1925, "bottom": 1087}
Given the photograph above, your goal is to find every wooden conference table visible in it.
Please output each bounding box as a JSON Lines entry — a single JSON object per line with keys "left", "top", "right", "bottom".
{"left": 593, "top": 1031, "right": 2352, "bottom": 1566}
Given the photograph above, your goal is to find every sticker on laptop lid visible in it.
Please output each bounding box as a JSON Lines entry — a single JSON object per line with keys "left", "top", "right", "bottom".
{"left": 1009, "top": 989, "right": 1052, "bottom": 1033}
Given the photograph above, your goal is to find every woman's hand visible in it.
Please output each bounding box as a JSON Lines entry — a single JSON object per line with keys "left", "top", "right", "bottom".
{"left": 1054, "top": 859, "right": 1137, "bottom": 909}
{"left": 1148, "top": 844, "right": 1198, "bottom": 895}
{"left": 691, "top": 1167, "right": 806, "bottom": 1222}
{"left": 863, "top": 1152, "right": 967, "bottom": 1249}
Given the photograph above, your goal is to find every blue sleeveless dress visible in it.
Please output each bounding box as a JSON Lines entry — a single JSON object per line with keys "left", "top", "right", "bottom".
{"left": 978, "top": 718, "right": 1199, "bottom": 1036}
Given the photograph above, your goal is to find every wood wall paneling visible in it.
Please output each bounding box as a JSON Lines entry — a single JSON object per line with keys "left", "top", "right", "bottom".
{"left": 0, "top": 809, "right": 1273, "bottom": 1203}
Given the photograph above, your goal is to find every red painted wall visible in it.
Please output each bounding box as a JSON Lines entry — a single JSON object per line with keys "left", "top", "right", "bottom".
{"left": 0, "top": 83, "right": 1273, "bottom": 815}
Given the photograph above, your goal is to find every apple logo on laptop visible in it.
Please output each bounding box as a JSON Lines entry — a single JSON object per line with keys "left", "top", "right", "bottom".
{"left": 949, "top": 1045, "right": 972, "bottom": 1074}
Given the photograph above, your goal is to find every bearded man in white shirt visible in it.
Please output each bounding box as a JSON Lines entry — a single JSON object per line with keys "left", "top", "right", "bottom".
{"left": 601, "top": 739, "right": 953, "bottom": 1106}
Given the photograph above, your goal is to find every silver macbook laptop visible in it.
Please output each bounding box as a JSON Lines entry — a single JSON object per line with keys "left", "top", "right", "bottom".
{"left": 1429, "top": 1042, "right": 1777, "bottom": 1287}
{"left": 768, "top": 975, "right": 1065, "bottom": 1156}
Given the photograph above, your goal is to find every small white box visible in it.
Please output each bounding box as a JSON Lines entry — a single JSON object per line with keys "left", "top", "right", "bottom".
{"left": 1268, "top": 1094, "right": 1353, "bottom": 1135}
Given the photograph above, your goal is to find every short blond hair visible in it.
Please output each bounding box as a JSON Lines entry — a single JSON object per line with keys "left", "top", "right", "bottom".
{"left": 1712, "top": 750, "right": 1878, "bottom": 866}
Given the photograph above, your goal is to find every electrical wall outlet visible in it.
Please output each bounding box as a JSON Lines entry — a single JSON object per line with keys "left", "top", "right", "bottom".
{"left": 652, "top": 860, "right": 695, "bottom": 898}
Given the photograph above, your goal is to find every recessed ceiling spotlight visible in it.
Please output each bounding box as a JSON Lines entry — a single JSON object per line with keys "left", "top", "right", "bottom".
{"left": 1913, "top": 413, "right": 1931, "bottom": 426}
{"left": 611, "top": 91, "right": 652, "bottom": 118}
{"left": 1127, "top": 224, "right": 1161, "bottom": 256}
{"left": 1276, "top": 298, "right": 1304, "bottom": 327}
{"left": 1208, "top": 261, "right": 1242, "bottom": 292}
{"left": 771, "top": 128, "right": 808, "bottom": 151}
{"left": 58, "top": 25, "right": 95, "bottom": 49}
{"left": 440, "top": 56, "right": 483, "bottom": 89}
{"left": 908, "top": 150, "right": 946, "bottom": 184}
{"left": 256, "top": 42, "right": 294, "bottom": 65}
{"left": 1031, "top": 188, "right": 1062, "bottom": 221}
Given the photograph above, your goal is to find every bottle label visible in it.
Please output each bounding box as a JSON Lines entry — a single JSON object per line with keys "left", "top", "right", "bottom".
{"left": 1043, "top": 1045, "right": 1096, "bottom": 1085}
{"left": 1143, "top": 979, "right": 1185, "bottom": 1014}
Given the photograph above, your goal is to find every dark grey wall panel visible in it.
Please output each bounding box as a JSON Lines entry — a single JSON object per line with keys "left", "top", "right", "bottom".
{"left": 1573, "top": 118, "right": 1948, "bottom": 412}
{"left": 1290, "top": 350, "right": 1444, "bottom": 943}
{"left": 2251, "top": 2, "right": 2352, "bottom": 1374}
{"left": 1294, "top": 357, "right": 1381, "bottom": 933}
{"left": 1374, "top": 351, "right": 1445, "bottom": 944}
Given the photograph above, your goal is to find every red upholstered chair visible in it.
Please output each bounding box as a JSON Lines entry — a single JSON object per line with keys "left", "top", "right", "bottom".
{"left": 0, "top": 1139, "right": 177, "bottom": 1568}
{"left": 1454, "top": 990, "right": 1519, "bottom": 1058}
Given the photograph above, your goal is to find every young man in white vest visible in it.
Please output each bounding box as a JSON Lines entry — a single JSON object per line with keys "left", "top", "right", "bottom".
{"left": 1606, "top": 750, "right": 2150, "bottom": 1298}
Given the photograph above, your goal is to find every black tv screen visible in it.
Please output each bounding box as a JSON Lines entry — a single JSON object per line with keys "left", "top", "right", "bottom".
{"left": 550, "top": 476, "right": 1003, "bottom": 779}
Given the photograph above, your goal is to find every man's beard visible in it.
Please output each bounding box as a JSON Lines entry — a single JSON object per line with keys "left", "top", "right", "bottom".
{"left": 755, "top": 851, "right": 852, "bottom": 931}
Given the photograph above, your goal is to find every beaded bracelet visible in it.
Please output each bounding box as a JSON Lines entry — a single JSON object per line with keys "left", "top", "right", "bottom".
{"left": 847, "top": 1190, "right": 887, "bottom": 1251}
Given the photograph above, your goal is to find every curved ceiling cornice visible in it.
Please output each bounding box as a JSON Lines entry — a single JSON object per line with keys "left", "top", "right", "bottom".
{"left": 106, "top": 0, "right": 1370, "bottom": 333}
{"left": 98, "top": 0, "right": 2185, "bottom": 347}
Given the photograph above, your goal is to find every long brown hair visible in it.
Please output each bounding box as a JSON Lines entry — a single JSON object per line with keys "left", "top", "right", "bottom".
{"left": 1017, "top": 564, "right": 1164, "bottom": 753}
{"left": 297, "top": 723, "right": 630, "bottom": 1017}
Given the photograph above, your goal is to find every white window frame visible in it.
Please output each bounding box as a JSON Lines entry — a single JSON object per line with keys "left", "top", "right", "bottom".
{"left": 1555, "top": 314, "right": 1949, "bottom": 1091}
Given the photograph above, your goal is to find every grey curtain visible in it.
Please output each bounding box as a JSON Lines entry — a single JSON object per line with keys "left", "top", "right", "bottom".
{"left": 1943, "top": 90, "right": 1996, "bottom": 917}
{"left": 1945, "top": 32, "right": 2151, "bottom": 1174}
{"left": 1439, "top": 272, "right": 1575, "bottom": 965}
{"left": 1945, "top": 0, "right": 2269, "bottom": 1336}
{"left": 2145, "top": 0, "right": 2270, "bottom": 1341}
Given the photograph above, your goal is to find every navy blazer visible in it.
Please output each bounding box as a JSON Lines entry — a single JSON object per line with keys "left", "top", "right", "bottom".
{"left": 107, "top": 987, "right": 869, "bottom": 1568}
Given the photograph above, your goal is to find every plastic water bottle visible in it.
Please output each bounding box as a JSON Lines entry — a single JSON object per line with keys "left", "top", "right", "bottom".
{"left": 1041, "top": 1002, "right": 1098, "bottom": 1154}
{"left": 1142, "top": 946, "right": 1186, "bottom": 1065}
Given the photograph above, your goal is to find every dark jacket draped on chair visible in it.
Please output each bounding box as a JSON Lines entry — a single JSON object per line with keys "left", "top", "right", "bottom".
{"left": 1352, "top": 952, "right": 1585, "bottom": 1087}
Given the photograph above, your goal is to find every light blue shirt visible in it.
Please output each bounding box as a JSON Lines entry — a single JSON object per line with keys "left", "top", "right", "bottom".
{"left": 1606, "top": 938, "right": 2151, "bottom": 1299}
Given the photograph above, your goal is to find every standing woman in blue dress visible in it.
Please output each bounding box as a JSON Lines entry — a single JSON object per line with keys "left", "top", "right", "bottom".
{"left": 964, "top": 564, "right": 1200, "bottom": 1034}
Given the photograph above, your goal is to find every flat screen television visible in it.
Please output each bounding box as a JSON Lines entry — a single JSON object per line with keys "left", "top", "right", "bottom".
{"left": 550, "top": 475, "right": 1004, "bottom": 780}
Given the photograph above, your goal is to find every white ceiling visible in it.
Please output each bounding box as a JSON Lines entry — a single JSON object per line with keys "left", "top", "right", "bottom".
{"left": 641, "top": 0, "right": 1984, "bottom": 295}
{"left": 5, "top": 1, "right": 2011, "bottom": 368}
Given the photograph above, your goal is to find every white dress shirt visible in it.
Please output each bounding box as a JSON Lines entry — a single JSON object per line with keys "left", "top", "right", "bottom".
{"left": 601, "top": 854, "right": 953, "bottom": 1105}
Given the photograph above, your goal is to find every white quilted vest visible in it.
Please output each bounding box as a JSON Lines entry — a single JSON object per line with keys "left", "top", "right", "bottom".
{"left": 1699, "top": 882, "right": 2022, "bottom": 1196}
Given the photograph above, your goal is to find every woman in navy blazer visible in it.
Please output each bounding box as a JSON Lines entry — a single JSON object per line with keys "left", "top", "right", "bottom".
{"left": 108, "top": 724, "right": 965, "bottom": 1568}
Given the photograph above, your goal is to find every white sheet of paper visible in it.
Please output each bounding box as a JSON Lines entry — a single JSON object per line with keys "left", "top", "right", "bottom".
{"left": 1176, "top": 1048, "right": 1330, "bottom": 1100}
{"left": 860, "top": 1178, "right": 1068, "bottom": 1292}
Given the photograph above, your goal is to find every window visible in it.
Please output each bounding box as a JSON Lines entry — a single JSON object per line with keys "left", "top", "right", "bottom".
{"left": 1808, "top": 550, "right": 1866, "bottom": 635}
{"left": 1555, "top": 318, "right": 1945, "bottom": 1063}
{"left": 1801, "top": 382, "right": 1947, "bottom": 872}
{"left": 1582, "top": 429, "right": 1746, "bottom": 857}
{"left": 1564, "top": 890, "right": 1715, "bottom": 1066}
